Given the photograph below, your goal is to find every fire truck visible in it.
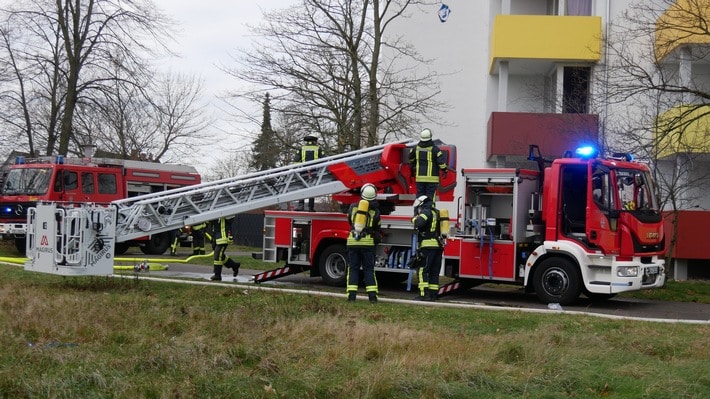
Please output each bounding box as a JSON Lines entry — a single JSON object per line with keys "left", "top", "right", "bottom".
{"left": 256, "top": 144, "right": 666, "bottom": 305}
{"left": 0, "top": 153, "right": 200, "bottom": 255}
{"left": 21, "top": 139, "right": 665, "bottom": 305}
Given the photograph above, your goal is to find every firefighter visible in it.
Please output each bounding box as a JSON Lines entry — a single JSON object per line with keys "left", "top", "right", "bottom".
{"left": 411, "top": 195, "right": 445, "bottom": 301}
{"left": 169, "top": 227, "right": 185, "bottom": 256}
{"left": 295, "top": 135, "right": 324, "bottom": 211}
{"left": 346, "top": 183, "right": 382, "bottom": 303}
{"left": 408, "top": 128, "right": 448, "bottom": 200}
{"left": 209, "top": 217, "right": 240, "bottom": 281}
{"left": 190, "top": 221, "right": 209, "bottom": 255}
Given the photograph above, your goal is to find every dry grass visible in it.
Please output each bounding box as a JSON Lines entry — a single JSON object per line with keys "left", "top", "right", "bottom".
{"left": 0, "top": 265, "right": 708, "bottom": 398}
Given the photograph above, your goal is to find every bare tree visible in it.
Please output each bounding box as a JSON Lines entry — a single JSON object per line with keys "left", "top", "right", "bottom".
{"left": 602, "top": 0, "right": 710, "bottom": 272}
{"left": 223, "top": 0, "right": 443, "bottom": 157}
{"left": 0, "top": 0, "right": 178, "bottom": 158}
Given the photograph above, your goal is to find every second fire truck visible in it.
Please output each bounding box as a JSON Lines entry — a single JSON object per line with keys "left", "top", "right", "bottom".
{"left": 0, "top": 152, "right": 200, "bottom": 254}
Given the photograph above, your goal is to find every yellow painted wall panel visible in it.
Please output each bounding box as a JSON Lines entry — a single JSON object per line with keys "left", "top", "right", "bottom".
{"left": 490, "top": 15, "right": 602, "bottom": 72}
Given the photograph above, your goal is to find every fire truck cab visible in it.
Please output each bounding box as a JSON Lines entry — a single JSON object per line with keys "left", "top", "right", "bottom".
{"left": 0, "top": 155, "right": 200, "bottom": 254}
{"left": 445, "top": 146, "right": 666, "bottom": 304}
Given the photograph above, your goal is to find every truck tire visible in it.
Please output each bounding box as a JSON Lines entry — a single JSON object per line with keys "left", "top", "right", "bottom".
{"left": 140, "top": 232, "right": 171, "bottom": 255}
{"left": 319, "top": 243, "right": 348, "bottom": 287}
{"left": 533, "top": 257, "right": 581, "bottom": 305}
{"left": 114, "top": 243, "right": 130, "bottom": 255}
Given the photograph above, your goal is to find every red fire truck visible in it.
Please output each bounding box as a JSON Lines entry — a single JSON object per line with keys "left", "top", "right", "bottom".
{"left": 0, "top": 154, "right": 200, "bottom": 254}
{"left": 259, "top": 144, "right": 666, "bottom": 305}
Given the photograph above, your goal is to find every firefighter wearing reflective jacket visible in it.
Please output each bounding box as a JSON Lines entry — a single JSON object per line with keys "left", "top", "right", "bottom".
{"left": 411, "top": 195, "right": 445, "bottom": 301}
{"left": 191, "top": 221, "right": 210, "bottom": 255}
{"left": 408, "top": 128, "right": 448, "bottom": 200}
{"left": 346, "top": 183, "right": 381, "bottom": 303}
{"left": 295, "top": 135, "right": 325, "bottom": 211}
{"left": 210, "top": 217, "right": 240, "bottom": 281}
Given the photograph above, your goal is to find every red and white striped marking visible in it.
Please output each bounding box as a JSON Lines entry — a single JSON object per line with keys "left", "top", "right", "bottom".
{"left": 438, "top": 282, "right": 461, "bottom": 296}
{"left": 253, "top": 267, "right": 293, "bottom": 282}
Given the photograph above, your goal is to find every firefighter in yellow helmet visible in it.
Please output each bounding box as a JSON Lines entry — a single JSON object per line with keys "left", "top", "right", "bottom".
{"left": 408, "top": 128, "right": 448, "bottom": 200}
{"left": 295, "top": 135, "right": 325, "bottom": 211}
{"left": 346, "top": 183, "right": 382, "bottom": 302}
{"left": 411, "top": 195, "right": 445, "bottom": 301}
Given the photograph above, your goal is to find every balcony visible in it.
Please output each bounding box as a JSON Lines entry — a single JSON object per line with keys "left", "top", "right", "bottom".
{"left": 490, "top": 15, "right": 602, "bottom": 74}
{"left": 487, "top": 112, "right": 599, "bottom": 161}
{"left": 654, "top": 105, "right": 710, "bottom": 159}
{"left": 655, "top": 0, "right": 710, "bottom": 63}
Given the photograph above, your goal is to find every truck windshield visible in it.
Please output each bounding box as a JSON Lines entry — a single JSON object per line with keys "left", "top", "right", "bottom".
{"left": 1, "top": 168, "right": 52, "bottom": 195}
{"left": 614, "top": 168, "right": 658, "bottom": 212}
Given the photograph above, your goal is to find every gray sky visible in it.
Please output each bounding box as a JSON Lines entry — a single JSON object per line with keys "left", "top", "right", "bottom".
{"left": 152, "top": 0, "right": 295, "bottom": 173}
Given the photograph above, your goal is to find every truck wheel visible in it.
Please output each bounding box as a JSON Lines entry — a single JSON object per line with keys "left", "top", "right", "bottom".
{"left": 14, "top": 238, "right": 26, "bottom": 255}
{"left": 533, "top": 257, "right": 581, "bottom": 305}
{"left": 114, "top": 243, "right": 130, "bottom": 255}
{"left": 141, "top": 232, "right": 171, "bottom": 255}
{"left": 319, "top": 243, "right": 348, "bottom": 287}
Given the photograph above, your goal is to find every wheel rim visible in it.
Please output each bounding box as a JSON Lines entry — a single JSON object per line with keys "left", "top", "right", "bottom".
{"left": 541, "top": 267, "right": 570, "bottom": 297}
{"left": 324, "top": 252, "right": 347, "bottom": 279}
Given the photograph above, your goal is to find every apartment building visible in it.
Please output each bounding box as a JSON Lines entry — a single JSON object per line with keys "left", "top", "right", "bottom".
{"left": 396, "top": 0, "right": 709, "bottom": 279}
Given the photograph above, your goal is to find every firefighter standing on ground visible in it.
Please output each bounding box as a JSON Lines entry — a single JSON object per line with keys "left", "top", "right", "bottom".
{"left": 411, "top": 195, "right": 446, "bottom": 301}
{"left": 295, "top": 135, "right": 325, "bottom": 211}
{"left": 408, "top": 128, "right": 448, "bottom": 200}
{"left": 190, "top": 221, "right": 210, "bottom": 255}
{"left": 346, "top": 183, "right": 382, "bottom": 303}
{"left": 210, "top": 217, "right": 240, "bottom": 281}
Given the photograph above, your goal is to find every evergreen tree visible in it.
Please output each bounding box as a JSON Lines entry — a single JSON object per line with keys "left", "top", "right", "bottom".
{"left": 250, "top": 93, "right": 278, "bottom": 171}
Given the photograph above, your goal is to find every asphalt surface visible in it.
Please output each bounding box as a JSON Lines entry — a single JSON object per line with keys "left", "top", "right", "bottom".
{"left": 125, "top": 251, "right": 710, "bottom": 324}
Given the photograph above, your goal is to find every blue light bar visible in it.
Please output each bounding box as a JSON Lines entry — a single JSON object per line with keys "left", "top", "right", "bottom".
{"left": 574, "top": 146, "right": 598, "bottom": 159}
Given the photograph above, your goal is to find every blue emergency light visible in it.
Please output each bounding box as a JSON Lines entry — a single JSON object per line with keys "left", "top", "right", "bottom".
{"left": 574, "top": 146, "right": 598, "bottom": 159}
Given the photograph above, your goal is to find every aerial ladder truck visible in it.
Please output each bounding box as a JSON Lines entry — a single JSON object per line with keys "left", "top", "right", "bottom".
{"left": 22, "top": 139, "right": 456, "bottom": 277}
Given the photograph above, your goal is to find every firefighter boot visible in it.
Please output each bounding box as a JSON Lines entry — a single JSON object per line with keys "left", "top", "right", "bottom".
{"left": 347, "top": 292, "right": 357, "bottom": 302}
{"left": 225, "top": 258, "right": 240, "bottom": 277}
{"left": 368, "top": 292, "right": 378, "bottom": 303}
{"left": 413, "top": 287, "right": 427, "bottom": 301}
{"left": 426, "top": 288, "right": 438, "bottom": 302}
{"left": 210, "top": 265, "right": 222, "bottom": 281}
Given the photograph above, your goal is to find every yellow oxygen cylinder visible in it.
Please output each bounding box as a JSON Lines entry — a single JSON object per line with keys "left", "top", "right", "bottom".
{"left": 439, "top": 208, "right": 450, "bottom": 237}
{"left": 353, "top": 199, "right": 370, "bottom": 237}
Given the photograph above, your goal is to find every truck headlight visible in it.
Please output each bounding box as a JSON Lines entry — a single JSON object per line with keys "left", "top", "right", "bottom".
{"left": 617, "top": 266, "right": 639, "bottom": 277}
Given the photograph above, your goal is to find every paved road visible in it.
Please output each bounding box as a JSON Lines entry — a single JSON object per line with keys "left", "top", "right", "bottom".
{"left": 126, "top": 254, "right": 710, "bottom": 324}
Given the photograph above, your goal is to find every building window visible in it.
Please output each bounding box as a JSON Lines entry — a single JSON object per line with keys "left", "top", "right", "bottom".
{"left": 566, "top": 0, "right": 591, "bottom": 16}
{"left": 563, "top": 67, "right": 590, "bottom": 114}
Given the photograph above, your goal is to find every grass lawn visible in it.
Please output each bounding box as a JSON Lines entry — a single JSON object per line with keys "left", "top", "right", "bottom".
{"left": 0, "top": 238, "right": 708, "bottom": 398}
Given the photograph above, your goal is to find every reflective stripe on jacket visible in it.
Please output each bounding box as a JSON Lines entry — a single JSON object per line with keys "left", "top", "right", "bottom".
{"left": 409, "top": 142, "right": 447, "bottom": 183}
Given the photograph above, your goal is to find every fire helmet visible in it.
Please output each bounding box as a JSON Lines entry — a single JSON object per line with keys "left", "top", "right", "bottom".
{"left": 361, "top": 183, "right": 377, "bottom": 201}
{"left": 420, "top": 128, "right": 432, "bottom": 141}
{"left": 413, "top": 195, "right": 430, "bottom": 208}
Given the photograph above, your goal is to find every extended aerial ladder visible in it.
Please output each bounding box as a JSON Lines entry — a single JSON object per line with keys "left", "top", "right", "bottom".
{"left": 23, "top": 139, "right": 451, "bottom": 276}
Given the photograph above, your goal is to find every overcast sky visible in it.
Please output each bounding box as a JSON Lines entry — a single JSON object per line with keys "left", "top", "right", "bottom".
{"left": 151, "top": 0, "right": 295, "bottom": 172}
